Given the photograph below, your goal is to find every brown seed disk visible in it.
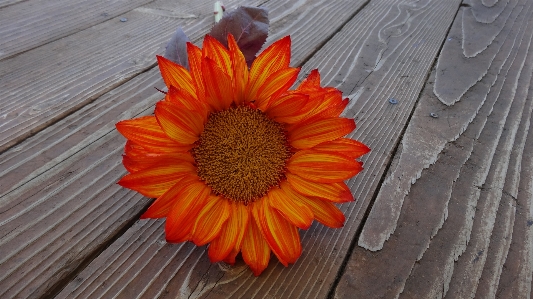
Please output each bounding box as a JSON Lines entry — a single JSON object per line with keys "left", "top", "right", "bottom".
{"left": 192, "top": 106, "right": 292, "bottom": 203}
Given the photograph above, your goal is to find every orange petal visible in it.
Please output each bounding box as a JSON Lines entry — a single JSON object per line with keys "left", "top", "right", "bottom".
{"left": 187, "top": 42, "right": 206, "bottom": 104}
{"left": 313, "top": 138, "right": 370, "bottom": 159}
{"left": 118, "top": 162, "right": 195, "bottom": 198}
{"left": 141, "top": 174, "right": 198, "bottom": 218}
{"left": 155, "top": 101, "right": 204, "bottom": 144}
{"left": 255, "top": 67, "right": 300, "bottom": 110}
{"left": 266, "top": 92, "right": 309, "bottom": 124}
{"left": 203, "top": 35, "right": 233, "bottom": 77}
{"left": 156, "top": 55, "right": 196, "bottom": 97}
{"left": 202, "top": 57, "right": 234, "bottom": 110}
{"left": 165, "top": 85, "right": 208, "bottom": 118}
{"left": 252, "top": 198, "right": 302, "bottom": 267}
{"left": 247, "top": 36, "right": 291, "bottom": 102}
{"left": 287, "top": 150, "right": 363, "bottom": 183}
{"left": 116, "top": 116, "right": 191, "bottom": 153}
{"left": 209, "top": 202, "right": 250, "bottom": 263}
{"left": 304, "top": 197, "right": 345, "bottom": 228}
{"left": 191, "top": 196, "right": 231, "bottom": 246}
{"left": 228, "top": 34, "right": 249, "bottom": 105}
{"left": 123, "top": 150, "right": 195, "bottom": 173}
{"left": 165, "top": 179, "right": 211, "bottom": 242}
{"left": 268, "top": 184, "right": 313, "bottom": 229}
{"left": 286, "top": 173, "right": 354, "bottom": 203}
{"left": 288, "top": 117, "right": 355, "bottom": 149}
{"left": 297, "top": 69, "right": 321, "bottom": 92}
{"left": 223, "top": 247, "right": 240, "bottom": 265}
{"left": 242, "top": 214, "right": 271, "bottom": 276}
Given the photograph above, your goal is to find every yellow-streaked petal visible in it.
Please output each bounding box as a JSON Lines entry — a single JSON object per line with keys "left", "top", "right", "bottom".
{"left": 252, "top": 198, "right": 302, "bottom": 267}
{"left": 156, "top": 55, "right": 196, "bottom": 97}
{"left": 242, "top": 214, "right": 271, "bottom": 276}
{"left": 140, "top": 174, "right": 198, "bottom": 218}
{"left": 203, "top": 35, "right": 233, "bottom": 77}
{"left": 116, "top": 116, "right": 191, "bottom": 153}
{"left": 287, "top": 150, "right": 363, "bottom": 183}
{"left": 122, "top": 146, "right": 195, "bottom": 173}
{"left": 266, "top": 92, "right": 309, "bottom": 124}
{"left": 304, "top": 197, "right": 346, "bottom": 228}
{"left": 286, "top": 173, "right": 354, "bottom": 203}
{"left": 118, "top": 162, "right": 195, "bottom": 198}
{"left": 202, "top": 57, "right": 234, "bottom": 111}
{"left": 268, "top": 184, "right": 313, "bottom": 229}
{"left": 297, "top": 69, "right": 321, "bottom": 92}
{"left": 165, "top": 85, "right": 208, "bottom": 118}
{"left": 288, "top": 117, "right": 355, "bottom": 149}
{"left": 255, "top": 67, "right": 300, "bottom": 111}
{"left": 228, "top": 34, "right": 249, "bottom": 105}
{"left": 247, "top": 36, "right": 291, "bottom": 102}
{"left": 165, "top": 179, "right": 211, "bottom": 242}
{"left": 187, "top": 42, "right": 206, "bottom": 104}
{"left": 192, "top": 196, "right": 231, "bottom": 246}
{"left": 155, "top": 101, "right": 204, "bottom": 144}
{"left": 209, "top": 202, "right": 250, "bottom": 263}
{"left": 313, "top": 138, "right": 371, "bottom": 159}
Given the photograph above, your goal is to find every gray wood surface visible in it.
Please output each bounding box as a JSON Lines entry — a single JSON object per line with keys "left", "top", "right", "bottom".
{"left": 341, "top": 0, "right": 533, "bottom": 297}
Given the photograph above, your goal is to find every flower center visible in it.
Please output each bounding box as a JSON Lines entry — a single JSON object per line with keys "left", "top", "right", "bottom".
{"left": 192, "top": 106, "right": 292, "bottom": 204}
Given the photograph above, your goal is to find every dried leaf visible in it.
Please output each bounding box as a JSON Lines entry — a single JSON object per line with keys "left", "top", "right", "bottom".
{"left": 209, "top": 6, "right": 269, "bottom": 65}
{"left": 164, "top": 27, "right": 190, "bottom": 69}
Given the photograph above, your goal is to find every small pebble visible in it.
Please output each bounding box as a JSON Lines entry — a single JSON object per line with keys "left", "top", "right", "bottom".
{"left": 430, "top": 112, "right": 438, "bottom": 118}
{"left": 120, "top": 17, "right": 128, "bottom": 22}
{"left": 447, "top": 37, "right": 452, "bottom": 41}
{"left": 389, "top": 98, "right": 398, "bottom": 104}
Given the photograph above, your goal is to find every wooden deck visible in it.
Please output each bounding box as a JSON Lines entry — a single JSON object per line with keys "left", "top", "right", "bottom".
{"left": 1, "top": 0, "right": 532, "bottom": 298}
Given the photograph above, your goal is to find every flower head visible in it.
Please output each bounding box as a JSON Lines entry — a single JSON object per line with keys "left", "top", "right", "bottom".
{"left": 116, "top": 34, "right": 369, "bottom": 275}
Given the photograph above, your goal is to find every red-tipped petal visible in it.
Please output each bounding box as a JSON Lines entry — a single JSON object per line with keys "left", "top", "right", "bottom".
{"left": 304, "top": 197, "right": 346, "bottom": 228}
{"left": 287, "top": 150, "right": 363, "bottom": 183}
{"left": 155, "top": 101, "right": 204, "bottom": 144}
{"left": 255, "top": 67, "right": 300, "bottom": 111}
{"left": 228, "top": 34, "right": 249, "bottom": 105}
{"left": 252, "top": 198, "right": 302, "bottom": 267}
{"left": 209, "top": 202, "right": 250, "bottom": 263}
{"left": 187, "top": 42, "right": 206, "bottom": 104}
{"left": 118, "top": 162, "right": 195, "bottom": 198}
{"left": 156, "top": 55, "right": 196, "bottom": 97}
{"left": 286, "top": 173, "right": 354, "bottom": 203}
{"left": 203, "top": 35, "right": 233, "bottom": 77}
{"left": 116, "top": 116, "right": 191, "bottom": 153}
{"left": 266, "top": 92, "right": 309, "bottom": 124}
{"left": 288, "top": 117, "right": 355, "bottom": 149}
{"left": 202, "top": 57, "right": 234, "bottom": 110}
{"left": 165, "top": 179, "right": 211, "bottom": 243}
{"left": 297, "top": 69, "right": 321, "bottom": 91}
{"left": 313, "top": 138, "right": 371, "bottom": 159}
{"left": 191, "top": 196, "right": 231, "bottom": 246}
{"left": 247, "top": 36, "right": 291, "bottom": 101}
{"left": 268, "top": 185, "right": 313, "bottom": 229}
{"left": 165, "top": 85, "right": 208, "bottom": 118}
{"left": 242, "top": 215, "right": 271, "bottom": 276}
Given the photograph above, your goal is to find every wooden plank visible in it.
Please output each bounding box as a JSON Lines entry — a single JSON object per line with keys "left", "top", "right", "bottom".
{"left": 0, "top": 0, "right": 151, "bottom": 60}
{"left": 53, "top": 0, "right": 461, "bottom": 298}
{"left": 335, "top": 0, "right": 533, "bottom": 297}
{"left": 0, "top": 0, "right": 369, "bottom": 298}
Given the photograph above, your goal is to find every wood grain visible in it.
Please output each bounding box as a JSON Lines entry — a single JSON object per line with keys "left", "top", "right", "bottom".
{"left": 0, "top": 0, "right": 151, "bottom": 60}
{"left": 338, "top": 0, "right": 533, "bottom": 297}
{"left": 0, "top": 0, "right": 369, "bottom": 298}
{"left": 53, "top": 0, "right": 462, "bottom": 298}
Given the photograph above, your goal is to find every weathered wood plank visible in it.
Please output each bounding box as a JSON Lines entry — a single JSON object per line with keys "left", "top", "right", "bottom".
{"left": 54, "top": 0, "right": 461, "bottom": 298}
{"left": 0, "top": 0, "right": 151, "bottom": 60}
{"left": 0, "top": 0, "right": 369, "bottom": 298}
{"left": 336, "top": 0, "right": 533, "bottom": 297}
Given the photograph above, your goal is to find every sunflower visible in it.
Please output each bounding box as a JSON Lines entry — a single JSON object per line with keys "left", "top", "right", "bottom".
{"left": 116, "top": 34, "right": 369, "bottom": 276}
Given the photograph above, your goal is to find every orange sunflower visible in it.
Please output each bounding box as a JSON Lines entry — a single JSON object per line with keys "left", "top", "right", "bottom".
{"left": 116, "top": 34, "right": 369, "bottom": 276}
